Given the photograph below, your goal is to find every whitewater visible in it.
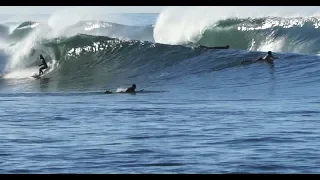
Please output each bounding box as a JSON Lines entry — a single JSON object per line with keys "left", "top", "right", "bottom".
{"left": 0, "top": 7, "right": 320, "bottom": 173}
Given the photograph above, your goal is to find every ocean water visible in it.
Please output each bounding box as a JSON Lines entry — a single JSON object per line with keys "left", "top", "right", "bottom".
{"left": 0, "top": 7, "right": 320, "bottom": 173}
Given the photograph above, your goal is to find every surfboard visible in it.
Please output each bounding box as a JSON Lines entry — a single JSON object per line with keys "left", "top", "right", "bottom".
{"left": 31, "top": 73, "right": 41, "bottom": 79}
{"left": 241, "top": 58, "right": 275, "bottom": 65}
{"left": 240, "top": 60, "right": 254, "bottom": 65}
{"left": 104, "top": 89, "right": 144, "bottom": 94}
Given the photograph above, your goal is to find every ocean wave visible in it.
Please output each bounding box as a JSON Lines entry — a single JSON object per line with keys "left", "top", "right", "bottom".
{"left": 6, "top": 16, "right": 320, "bottom": 55}
{"left": 1, "top": 32, "right": 319, "bottom": 90}
{"left": 1, "top": 15, "right": 320, "bottom": 90}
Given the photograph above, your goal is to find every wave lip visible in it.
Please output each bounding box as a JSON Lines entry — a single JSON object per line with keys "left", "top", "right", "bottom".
{"left": 153, "top": 6, "right": 320, "bottom": 54}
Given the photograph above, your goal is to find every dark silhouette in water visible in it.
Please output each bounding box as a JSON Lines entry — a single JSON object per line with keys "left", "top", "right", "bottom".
{"left": 125, "top": 84, "right": 136, "bottom": 93}
{"left": 241, "top": 51, "right": 279, "bottom": 65}
{"left": 104, "top": 90, "right": 113, "bottom": 94}
{"left": 38, "top": 54, "right": 48, "bottom": 75}
{"left": 199, "top": 45, "right": 230, "bottom": 49}
{"left": 256, "top": 51, "right": 278, "bottom": 64}
{"left": 105, "top": 84, "right": 140, "bottom": 94}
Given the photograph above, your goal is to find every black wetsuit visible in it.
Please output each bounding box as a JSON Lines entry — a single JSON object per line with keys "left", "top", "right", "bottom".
{"left": 257, "top": 54, "right": 276, "bottom": 64}
{"left": 199, "top": 45, "right": 229, "bottom": 49}
{"left": 241, "top": 54, "right": 277, "bottom": 65}
{"left": 39, "top": 58, "right": 48, "bottom": 75}
{"left": 125, "top": 87, "right": 136, "bottom": 93}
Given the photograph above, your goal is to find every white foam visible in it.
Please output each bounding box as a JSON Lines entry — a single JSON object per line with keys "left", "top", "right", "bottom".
{"left": 16, "top": 22, "right": 40, "bottom": 30}
{"left": 153, "top": 6, "right": 320, "bottom": 45}
{"left": 3, "top": 67, "right": 38, "bottom": 79}
{"left": 1, "top": 7, "right": 117, "bottom": 80}
{"left": 3, "top": 59, "right": 58, "bottom": 79}
{"left": 3, "top": 25, "right": 46, "bottom": 70}
{"left": 116, "top": 88, "right": 127, "bottom": 93}
{"left": 84, "top": 21, "right": 113, "bottom": 31}
{"left": 257, "top": 38, "right": 285, "bottom": 53}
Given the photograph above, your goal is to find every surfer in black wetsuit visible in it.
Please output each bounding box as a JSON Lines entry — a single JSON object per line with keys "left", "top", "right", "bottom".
{"left": 241, "top": 51, "right": 279, "bottom": 65}
{"left": 199, "top": 45, "right": 230, "bottom": 49}
{"left": 256, "top": 51, "right": 279, "bottom": 64}
{"left": 104, "top": 84, "right": 137, "bottom": 94}
{"left": 38, "top": 54, "right": 48, "bottom": 75}
{"left": 125, "top": 84, "right": 136, "bottom": 93}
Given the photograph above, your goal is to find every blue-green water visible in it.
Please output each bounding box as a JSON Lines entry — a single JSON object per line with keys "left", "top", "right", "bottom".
{"left": 0, "top": 11, "right": 320, "bottom": 173}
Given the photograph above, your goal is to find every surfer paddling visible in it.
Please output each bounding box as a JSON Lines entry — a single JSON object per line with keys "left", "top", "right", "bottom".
{"left": 105, "top": 84, "right": 140, "bottom": 94}
{"left": 199, "top": 45, "right": 230, "bottom": 49}
{"left": 257, "top": 51, "right": 279, "bottom": 64}
{"left": 241, "top": 51, "right": 279, "bottom": 65}
{"left": 125, "top": 84, "right": 136, "bottom": 93}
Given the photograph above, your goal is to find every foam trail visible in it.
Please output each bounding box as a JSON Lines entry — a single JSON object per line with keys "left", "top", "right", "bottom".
{"left": 3, "top": 59, "right": 57, "bottom": 79}
{"left": 153, "top": 6, "right": 320, "bottom": 45}
{"left": 3, "top": 67, "right": 39, "bottom": 79}
{"left": 116, "top": 88, "right": 128, "bottom": 93}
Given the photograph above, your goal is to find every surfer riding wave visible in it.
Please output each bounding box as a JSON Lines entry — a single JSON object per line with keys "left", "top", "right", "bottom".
{"left": 38, "top": 54, "right": 48, "bottom": 75}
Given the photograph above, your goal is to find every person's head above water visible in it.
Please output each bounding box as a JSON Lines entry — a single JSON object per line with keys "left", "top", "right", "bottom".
{"left": 40, "top": 54, "right": 44, "bottom": 60}
{"left": 226, "top": 45, "right": 230, "bottom": 49}
{"left": 132, "top": 84, "right": 136, "bottom": 89}
{"left": 268, "top": 51, "right": 272, "bottom": 55}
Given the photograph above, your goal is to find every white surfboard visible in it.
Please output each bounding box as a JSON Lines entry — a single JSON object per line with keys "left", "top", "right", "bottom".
{"left": 31, "top": 73, "right": 41, "bottom": 79}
